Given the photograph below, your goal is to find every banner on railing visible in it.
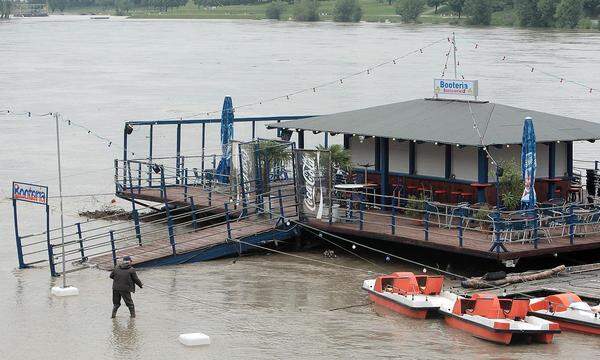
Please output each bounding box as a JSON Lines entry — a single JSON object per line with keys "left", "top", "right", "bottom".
{"left": 12, "top": 181, "right": 48, "bottom": 205}
{"left": 294, "top": 149, "right": 331, "bottom": 219}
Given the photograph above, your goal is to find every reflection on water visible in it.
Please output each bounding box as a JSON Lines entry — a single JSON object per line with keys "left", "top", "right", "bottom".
{"left": 110, "top": 318, "right": 142, "bottom": 358}
{"left": 1, "top": 16, "right": 600, "bottom": 359}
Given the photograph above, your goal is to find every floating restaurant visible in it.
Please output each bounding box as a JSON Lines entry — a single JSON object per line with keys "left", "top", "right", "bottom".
{"left": 12, "top": 81, "right": 600, "bottom": 277}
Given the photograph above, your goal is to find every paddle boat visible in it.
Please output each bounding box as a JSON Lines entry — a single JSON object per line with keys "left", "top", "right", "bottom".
{"left": 362, "top": 272, "right": 446, "bottom": 319}
{"left": 529, "top": 293, "right": 600, "bottom": 335}
{"left": 438, "top": 292, "right": 560, "bottom": 345}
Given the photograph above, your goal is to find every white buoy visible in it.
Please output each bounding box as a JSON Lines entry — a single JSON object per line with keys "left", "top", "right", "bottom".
{"left": 51, "top": 286, "right": 79, "bottom": 297}
{"left": 178, "top": 333, "right": 211, "bottom": 347}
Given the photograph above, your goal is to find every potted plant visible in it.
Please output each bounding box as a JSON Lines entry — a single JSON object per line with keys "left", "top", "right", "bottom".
{"left": 405, "top": 194, "right": 425, "bottom": 225}
{"left": 497, "top": 160, "right": 522, "bottom": 211}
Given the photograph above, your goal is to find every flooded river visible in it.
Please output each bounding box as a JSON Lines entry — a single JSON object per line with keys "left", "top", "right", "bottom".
{"left": 1, "top": 16, "right": 600, "bottom": 359}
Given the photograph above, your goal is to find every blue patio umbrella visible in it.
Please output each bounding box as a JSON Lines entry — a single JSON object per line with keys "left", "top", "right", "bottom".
{"left": 521, "top": 117, "right": 537, "bottom": 209}
{"left": 215, "top": 96, "right": 234, "bottom": 183}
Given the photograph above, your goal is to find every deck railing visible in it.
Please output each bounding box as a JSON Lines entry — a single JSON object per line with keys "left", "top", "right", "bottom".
{"left": 300, "top": 186, "right": 600, "bottom": 253}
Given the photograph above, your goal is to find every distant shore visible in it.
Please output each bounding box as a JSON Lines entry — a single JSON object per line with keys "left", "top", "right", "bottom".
{"left": 61, "top": 2, "right": 599, "bottom": 30}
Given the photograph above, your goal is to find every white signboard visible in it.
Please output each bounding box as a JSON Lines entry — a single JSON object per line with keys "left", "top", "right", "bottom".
{"left": 12, "top": 181, "right": 48, "bottom": 205}
{"left": 434, "top": 79, "right": 478, "bottom": 98}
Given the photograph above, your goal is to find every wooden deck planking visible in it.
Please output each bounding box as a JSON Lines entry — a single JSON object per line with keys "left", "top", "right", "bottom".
{"left": 308, "top": 210, "right": 600, "bottom": 261}
{"left": 89, "top": 219, "right": 277, "bottom": 270}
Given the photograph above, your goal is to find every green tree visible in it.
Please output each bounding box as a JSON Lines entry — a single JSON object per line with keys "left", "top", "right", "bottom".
{"left": 427, "top": 0, "right": 445, "bottom": 13}
{"left": 48, "top": 0, "right": 67, "bottom": 12}
{"left": 447, "top": 0, "right": 465, "bottom": 18}
{"left": 583, "top": 0, "right": 600, "bottom": 15}
{"left": 265, "top": 1, "right": 285, "bottom": 19}
{"left": 293, "top": 0, "right": 319, "bottom": 21}
{"left": 555, "top": 0, "right": 583, "bottom": 28}
{"left": 465, "top": 0, "right": 492, "bottom": 25}
{"left": 116, "top": 0, "right": 134, "bottom": 14}
{"left": 516, "top": 0, "right": 541, "bottom": 26}
{"left": 538, "top": 0, "right": 560, "bottom": 26}
{"left": 395, "top": 0, "right": 425, "bottom": 22}
{"left": 0, "top": 0, "right": 14, "bottom": 19}
{"left": 333, "top": 0, "right": 362, "bottom": 22}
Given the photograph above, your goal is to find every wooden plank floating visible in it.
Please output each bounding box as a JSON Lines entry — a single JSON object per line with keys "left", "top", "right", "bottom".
{"left": 457, "top": 263, "right": 600, "bottom": 302}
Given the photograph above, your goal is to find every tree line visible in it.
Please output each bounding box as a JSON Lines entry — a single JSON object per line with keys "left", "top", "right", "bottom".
{"left": 397, "top": 0, "right": 599, "bottom": 28}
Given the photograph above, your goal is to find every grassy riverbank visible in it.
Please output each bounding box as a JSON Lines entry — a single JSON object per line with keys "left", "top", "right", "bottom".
{"left": 64, "top": 1, "right": 598, "bottom": 29}
{"left": 63, "top": 1, "right": 468, "bottom": 23}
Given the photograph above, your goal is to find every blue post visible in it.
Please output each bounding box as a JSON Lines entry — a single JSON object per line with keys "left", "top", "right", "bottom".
{"left": 324, "top": 132, "right": 329, "bottom": 149}
{"left": 278, "top": 189, "right": 284, "bottom": 219}
{"left": 160, "top": 167, "right": 176, "bottom": 254}
{"left": 224, "top": 203, "right": 232, "bottom": 241}
{"left": 533, "top": 210, "right": 539, "bottom": 249}
{"left": 458, "top": 209, "right": 464, "bottom": 247}
{"left": 424, "top": 202, "right": 430, "bottom": 241}
{"left": 252, "top": 120, "right": 256, "bottom": 139}
{"left": 76, "top": 222, "right": 85, "bottom": 260}
{"left": 148, "top": 124, "right": 153, "bottom": 186}
{"left": 46, "top": 204, "right": 57, "bottom": 277}
{"left": 379, "top": 137, "right": 389, "bottom": 207}
{"left": 137, "top": 162, "right": 142, "bottom": 193}
{"left": 12, "top": 199, "right": 26, "bottom": 269}
{"left": 548, "top": 142, "right": 556, "bottom": 198}
{"left": 190, "top": 196, "right": 198, "bottom": 229}
{"left": 477, "top": 147, "right": 489, "bottom": 203}
{"left": 359, "top": 202, "right": 364, "bottom": 230}
{"left": 201, "top": 123, "right": 206, "bottom": 183}
{"left": 569, "top": 204, "right": 575, "bottom": 244}
{"left": 184, "top": 168, "right": 189, "bottom": 202}
{"left": 297, "top": 130, "right": 305, "bottom": 149}
{"left": 208, "top": 176, "right": 212, "bottom": 207}
{"left": 109, "top": 230, "right": 117, "bottom": 267}
{"left": 268, "top": 193, "right": 273, "bottom": 219}
{"left": 176, "top": 123, "right": 181, "bottom": 184}
{"left": 127, "top": 162, "right": 142, "bottom": 247}
{"left": 391, "top": 199, "right": 396, "bottom": 235}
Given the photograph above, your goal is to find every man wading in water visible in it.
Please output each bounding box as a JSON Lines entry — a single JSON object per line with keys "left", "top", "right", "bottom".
{"left": 110, "top": 256, "right": 143, "bottom": 318}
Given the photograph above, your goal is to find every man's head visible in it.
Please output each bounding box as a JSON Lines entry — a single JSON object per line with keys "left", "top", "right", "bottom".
{"left": 122, "top": 256, "right": 132, "bottom": 265}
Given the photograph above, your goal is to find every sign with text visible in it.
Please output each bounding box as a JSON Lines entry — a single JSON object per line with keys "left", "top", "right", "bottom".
{"left": 294, "top": 150, "right": 331, "bottom": 220}
{"left": 12, "top": 181, "right": 48, "bottom": 205}
{"left": 434, "top": 79, "right": 478, "bottom": 98}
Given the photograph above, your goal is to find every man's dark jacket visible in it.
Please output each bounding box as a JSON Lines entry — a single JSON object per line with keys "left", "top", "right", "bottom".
{"left": 110, "top": 263, "right": 143, "bottom": 293}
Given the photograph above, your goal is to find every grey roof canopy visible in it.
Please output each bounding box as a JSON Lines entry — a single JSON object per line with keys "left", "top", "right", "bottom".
{"left": 267, "top": 98, "right": 600, "bottom": 146}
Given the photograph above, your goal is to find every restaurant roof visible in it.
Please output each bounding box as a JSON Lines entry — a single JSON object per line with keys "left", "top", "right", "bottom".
{"left": 267, "top": 98, "right": 600, "bottom": 146}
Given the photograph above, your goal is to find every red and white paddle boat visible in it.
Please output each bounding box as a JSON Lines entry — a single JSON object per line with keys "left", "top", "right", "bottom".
{"left": 362, "top": 272, "right": 446, "bottom": 319}
{"left": 528, "top": 293, "right": 600, "bottom": 335}
{"left": 438, "top": 292, "right": 560, "bottom": 345}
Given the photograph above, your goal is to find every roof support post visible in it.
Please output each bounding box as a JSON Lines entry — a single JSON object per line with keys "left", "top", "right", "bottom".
{"left": 445, "top": 144, "right": 452, "bottom": 179}
{"left": 343, "top": 134, "right": 350, "bottom": 150}
{"left": 566, "top": 141, "right": 573, "bottom": 179}
{"left": 379, "top": 138, "right": 389, "bottom": 206}
{"left": 297, "top": 130, "right": 304, "bottom": 149}
{"left": 548, "top": 142, "right": 556, "bottom": 199}
{"left": 477, "top": 147, "right": 489, "bottom": 203}
{"left": 175, "top": 123, "right": 182, "bottom": 185}
{"left": 375, "top": 137, "right": 381, "bottom": 172}
{"left": 409, "top": 141, "right": 416, "bottom": 175}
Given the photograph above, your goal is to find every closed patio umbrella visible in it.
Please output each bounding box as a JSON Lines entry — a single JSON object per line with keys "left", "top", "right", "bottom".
{"left": 216, "top": 96, "right": 234, "bottom": 183}
{"left": 521, "top": 117, "right": 537, "bottom": 209}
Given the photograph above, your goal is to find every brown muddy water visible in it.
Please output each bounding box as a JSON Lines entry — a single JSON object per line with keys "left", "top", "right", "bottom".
{"left": 1, "top": 16, "right": 600, "bottom": 359}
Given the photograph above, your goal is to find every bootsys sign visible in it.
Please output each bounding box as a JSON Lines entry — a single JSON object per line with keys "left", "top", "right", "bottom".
{"left": 12, "top": 181, "right": 48, "bottom": 205}
{"left": 434, "top": 79, "right": 478, "bottom": 98}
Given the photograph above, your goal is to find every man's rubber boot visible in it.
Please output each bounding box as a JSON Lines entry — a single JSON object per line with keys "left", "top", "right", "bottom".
{"left": 111, "top": 306, "right": 118, "bottom": 319}
{"left": 129, "top": 307, "right": 136, "bottom": 318}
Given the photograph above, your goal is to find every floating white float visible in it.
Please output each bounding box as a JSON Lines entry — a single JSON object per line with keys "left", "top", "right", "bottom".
{"left": 51, "top": 286, "right": 79, "bottom": 297}
{"left": 178, "top": 333, "right": 211, "bottom": 347}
